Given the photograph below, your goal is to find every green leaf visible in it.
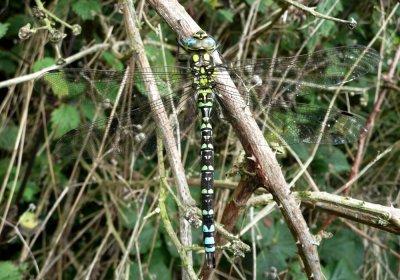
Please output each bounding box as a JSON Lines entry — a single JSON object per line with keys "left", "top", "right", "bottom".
{"left": 102, "top": 52, "right": 124, "bottom": 71}
{"left": 148, "top": 249, "right": 172, "bottom": 280}
{"left": 0, "top": 23, "right": 10, "bottom": 39}
{"left": 0, "top": 158, "right": 16, "bottom": 179}
{"left": 327, "top": 259, "right": 359, "bottom": 280}
{"left": 314, "top": 146, "right": 350, "bottom": 173}
{"left": 132, "top": 223, "right": 158, "bottom": 255}
{"left": 45, "top": 75, "right": 70, "bottom": 98}
{"left": 145, "top": 33, "right": 175, "bottom": 67}
{"left": 72, "top": 0, "right": 101, "bottom": 20}
{"left": 128, "top": 261, "right": 141, "bottom": 279}
{"left": 5, "top": 15, "right": 25, "bottom": 37}
{"left": 305, "top": 0, "right": 342, "bottom": 50}
{"left": 0, "top": 125, "right": 18, "bottom": 152}
{"left": 0, "top": 52, "right": 17, "bottom": 75}
{"left": 33, "top": 57, "right": 74, "bottom": 97}
{"left": 320, "top": 229, "right": 364, "bottom": 270}
{"left": 33, "top": 57, "right": 56, "bottom": 72}
{"left": 129, "top": 248, "right": 172, "bottom": 279}
{"left": 249, "top": 216, "right": 297, "bottom": 277}
{"left": 23, "top": 181, "right": 40, "bottom": 202}
{"left": 290, "top": 144, "right": 310, "bottom": 160}
{"left": 218, "top": 9, "right": 233, "bottom": 23}
{"left": 50, "top": 105, "right": 80, "bottom": 138}
{"left": 81, "top": 102, "right": 96, "bottom": 121}
{"left": 288, "top": 262, "right": 308, "bottom": 280}
{"left": 0, "top": 261, "right": 22, "bottom": 280}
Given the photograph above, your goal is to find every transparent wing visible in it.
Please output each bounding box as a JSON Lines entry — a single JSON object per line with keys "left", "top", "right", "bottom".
{"left": 215, "top": 86, "right": 367, "bottom": 146}
{"left": 52, "top": 91, "right": 200, "bottom": 161}
{"left": 37, "top": 67, "right": 199, "bottom": 161}
{"left": 257, "top": 101, "right": 366, "bottom": 146}
{"left": 216, "top": 45, "right": 380, "bottom": 101}
{"left": 37, "top": 67, "right": 193, "bottom": 106}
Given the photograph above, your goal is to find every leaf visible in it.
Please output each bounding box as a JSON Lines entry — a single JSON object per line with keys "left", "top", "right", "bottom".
{"left": 0, "top": 51, "right": 17, "bottom": 74}
{"left": 72, "top": 0, "right": 101, "bottom": 20}
{"left": 305, "top": 0, "right": 343, "bottom": 50}
{"left": 81, "top": 102, "right": 96, "bottom": 121}
{"left": 5, "top": 15, "right": 25, "bottom": 37}
{"left": 33, "top": 57, "right": 56, "bottom": 72}
{"left": 0, "top": 158, "right": 16, "bottom": 179}
{"left": 50, "top": 105, "right": 80, "bottom": 138}
{"left": 320, "top": 229, "right": 364, "bottom": 270}
{"left": 0, "top": 125, "right": 18, "bottom": 152}
{"left": 288, "top": 262, "right": 309, "bottom": 280}
{"left": 145, "top": 32, "right": 175, "bottom": 67}
{"left": 102, "top": 52, "right": 124, "bottom": 71}
{"left": 132, "top": 223, "right": 158, "bottom": 255}
{"left": 129, "top": 249, "right": 172, "bottom": 280}
{"left": 23, "top": 181, "right": 40, "bottom": 202}
{"left": 327, "top": 259, "right": 358, "bottom": 280}
{"left": 128, "top": 262, "right": 141, "bottom": 279}
{"left": 148, "top": 249, "right": 172, "bottom": 280}
{"left": 0, "top": 22, "right": 10, "bottom": 39}
{"left": 34, "top": 59, "right": 74, "bottom": 98}
{"left": 0, "top": 261, "right": 22, "bottom": 280}
{"left": 45, "top": 74, "right": 70, "bottom": 98}
{"left": 256, "top": 248, "right": 288, "bottom": 277}
{"left": 314, "top": 146, "right": 350, "bottom": 173}
{"left": 218, "top": 9, "right": 233, "bottom": 23}
{"left": 248, "top": 216, "right": 297, "bottom": 277}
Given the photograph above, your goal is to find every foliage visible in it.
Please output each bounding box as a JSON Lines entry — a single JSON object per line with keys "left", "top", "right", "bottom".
{"left": 0, "top": 261, "right": 24, "bottom": 280}
{"left": 0, "top": 0, "right": 399, "bottom": 279}
{"left": 72, "top": 0, "right": 102, "bottom": 21}
{"left": 0, "top": 23, "right": 9, "bottom": 39}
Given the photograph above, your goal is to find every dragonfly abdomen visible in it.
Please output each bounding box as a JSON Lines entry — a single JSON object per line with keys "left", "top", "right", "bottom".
{"left": 198, "top": 88, "right": 216, "bottom": 268}
{"left": 183, "top": 30, "right": 219, "bottom": 269}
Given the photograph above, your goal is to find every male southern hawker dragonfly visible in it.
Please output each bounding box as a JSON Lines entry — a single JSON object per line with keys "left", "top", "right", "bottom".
{"left": 38, "top": 31, "right": 379, "bottom": 268}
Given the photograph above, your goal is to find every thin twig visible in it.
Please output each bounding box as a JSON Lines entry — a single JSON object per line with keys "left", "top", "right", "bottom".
{"left": 122, "top": 1, "right": 196, "bottom": 278}
{"left": 336, "top": 146, "right": 393, "bottom": 194}
{"left": 248, "top": 191, "right": 400, "bottom": 235}
{"left": 349, "top": 44, "right": 400, "bottom": 190}
{"left": 0, "top": 42, "right": 127, "bottom": 89}
{"left": 282, "top": 0, "right": 357, "bottom": 26}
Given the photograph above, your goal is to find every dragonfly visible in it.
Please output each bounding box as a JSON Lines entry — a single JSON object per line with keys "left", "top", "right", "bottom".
{"left": 38, "top": 30, "right": 379, "bottom": 269}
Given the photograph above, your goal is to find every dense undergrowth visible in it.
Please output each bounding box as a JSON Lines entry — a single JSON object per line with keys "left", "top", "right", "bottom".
{"left": 0, "top": 0, "right": 399, "bottom": 279}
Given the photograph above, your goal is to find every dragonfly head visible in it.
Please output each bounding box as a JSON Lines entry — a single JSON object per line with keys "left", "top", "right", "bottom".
{"left": 182, "top": 30, "right": 217, "bottom": 52}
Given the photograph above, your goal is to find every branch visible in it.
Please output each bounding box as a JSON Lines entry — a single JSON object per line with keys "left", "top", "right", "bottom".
{"left": 281, "top": 0, "right": 356, "bottom": 27}
{"left": 122, "top": 1, "right": 196, "bottom": 278}
{"left": 0, "top": 42, "right": 127, "bottom": 89}
{"left": 349, "top": 44, "right": 400, "bottom": 188}
{"left": 249, "top": 192, "right": 400, "bottom": 235}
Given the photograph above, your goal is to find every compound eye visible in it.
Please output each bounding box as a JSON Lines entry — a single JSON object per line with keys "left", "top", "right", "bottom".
{"left": 203, "top": 37, "right": 216, "bottom": 50}
{"left": 187, "top": 38, "right": 201, "bottom": 49}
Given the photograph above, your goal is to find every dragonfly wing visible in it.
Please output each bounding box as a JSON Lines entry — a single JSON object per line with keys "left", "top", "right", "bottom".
{"left": 216, "top": 45, "right": 380, "bottom": 100}
{"left": 37, "top": 67, "right": 200, "bottom": 161}
{"left": 52, "top": 89, "right": 200, "bottom": 161}
{"left": 259, "top": 101, "right": 367, "bottom": 146}
{"left": 54, "top": 106, "right": 157, "bottom": 161}
{"left": 37, "top": 67, "right": 193, "bottom": 108}
{"left": 215, "top": 83, "right": 367, "bottom": 146}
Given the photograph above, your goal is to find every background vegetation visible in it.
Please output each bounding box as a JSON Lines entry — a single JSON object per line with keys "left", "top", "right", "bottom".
{"left": 0, "top": 0, "right": 399, "bottom": 279}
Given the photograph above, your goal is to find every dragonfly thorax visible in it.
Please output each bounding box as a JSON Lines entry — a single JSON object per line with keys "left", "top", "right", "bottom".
{"left": 190, "top": 53, "right": 217, "bottom": 90}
